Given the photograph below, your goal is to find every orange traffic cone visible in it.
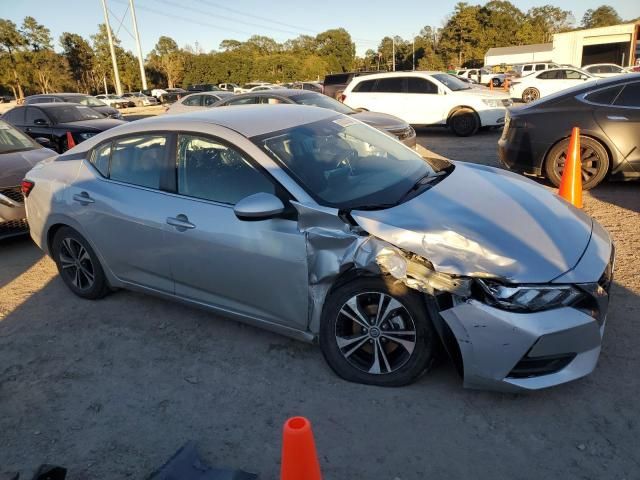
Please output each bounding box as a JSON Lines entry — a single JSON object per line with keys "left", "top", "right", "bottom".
{"left": 558, "top": 127, "right": 583, "bottom": 208}
{"left": 503, "top": 78, "right": 509, "bottom": 91}
{"left": 66, "top": 131, "right": 76, "bottom": 150}
{"left": 281, "top": 417, "right": 322, "bottom": 480}
{"left": 490, "top": 80, "right": 494, "bottom": 91}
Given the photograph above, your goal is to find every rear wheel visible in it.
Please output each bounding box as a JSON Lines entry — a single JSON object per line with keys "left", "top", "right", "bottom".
{"left": 491, "top": 78, "right": 501, "bottom": 87}
{"left": 544, "top": 136, "right": 609, "bottom": 190}
{"left": 52, "top": 227, "right": 110, "bottom": 299}
{"left": 320, "top": 277, "right": 436, "bottom": 386}
{"left": 449, "top": 108, "right": 480, "bottom": 137}
{"left": 522, "top": 87, "right": 540, "bottom": 103}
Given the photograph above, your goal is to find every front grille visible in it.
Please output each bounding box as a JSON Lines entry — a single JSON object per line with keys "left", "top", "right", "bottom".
{"left": 0, "top": 185, "right": 24, "bottom": 204}
{"left": 0, "top": 218, "right": 29, "bottom": 238}
{"left": 388, "top": 126, "right": 415, "bottom": 141}
{"left": 507, "top": 353, "right": 576, "bottom": 379}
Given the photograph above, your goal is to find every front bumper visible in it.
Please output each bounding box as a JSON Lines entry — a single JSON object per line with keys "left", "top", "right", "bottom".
{"left": 477, "top": 108, "right": 508, "bottom": 128}
{"left": 440, "top": 299, "right": 606, "bottom": 392}
{"left": 0, "top": 186, "right": 26, "bottom": 223}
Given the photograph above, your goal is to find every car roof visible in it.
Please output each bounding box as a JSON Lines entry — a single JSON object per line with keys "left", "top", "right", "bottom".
{"left": 349, "top": 71, "right": 440, "bottom": 82}
{"left": 119, "top": 104, "right": 338, "bottom": 137}
{"left": 583, "top": 63, "right": 621, "bottom": 67}
{"left": 228, "top": 89, "right": 313, "bottom": 100}
{"left": 28, "top": 93, "right": 87, "bottom": 97}
{"left": 22, "top": 102, "right": 85, "bottom": 109}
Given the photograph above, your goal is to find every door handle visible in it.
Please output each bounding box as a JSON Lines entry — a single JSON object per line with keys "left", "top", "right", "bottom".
{"left": 72, "top": 192, "right": 94, "bottom": 205}
{"left": 25, "top": 127, "right": 32, "bottom": 132}
{"left": 607, "top": 115, "right": 628, "bottom": 121}
{"left": 166, "top": 214, "right": 195, "bottom": 230}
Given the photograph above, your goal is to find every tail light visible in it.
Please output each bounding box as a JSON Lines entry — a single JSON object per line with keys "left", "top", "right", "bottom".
{"left": 339, "top": 94, "right": 346, "bottom": 103}
{"left": 21, "top": 179, "right": 35, "bottom": 197}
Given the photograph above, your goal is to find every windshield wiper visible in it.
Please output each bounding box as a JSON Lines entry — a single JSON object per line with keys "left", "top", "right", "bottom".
{"left": 397, "top": 171, "right": 449, "bottom": 204}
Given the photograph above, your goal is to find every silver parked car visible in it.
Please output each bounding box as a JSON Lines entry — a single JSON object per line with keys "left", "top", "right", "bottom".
{"left": 0, "top": 120, "right": 55, "bottom": 238}
{"left": 23, "top": 105, "right": 613, "bottom": 391}
{"left": 164, "top": 91, "right": 235, "bottom": 115}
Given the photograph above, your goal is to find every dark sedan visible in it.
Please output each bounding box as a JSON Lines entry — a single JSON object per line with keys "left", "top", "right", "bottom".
{"left": 213, "top": 89, "right": 417, "bottom": 148}
{"left": 2, "top": 103, "right": 126, "bottom": 153}
{"left": 499, "top": 74, "right": 640, "bottom": 189}
{"left": 25, "top": 93, "right": 123, "bottom": 120}
{"left": 0, "top": 120, "right": 55, "bottom": 238}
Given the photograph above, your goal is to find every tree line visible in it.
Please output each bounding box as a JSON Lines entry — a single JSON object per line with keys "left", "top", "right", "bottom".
{"left": 0, "top": 2, "right": 632, "bottom": 98}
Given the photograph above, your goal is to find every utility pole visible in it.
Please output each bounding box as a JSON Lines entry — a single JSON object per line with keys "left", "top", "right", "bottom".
{"left": 129, "top": 0, "right": 148, "bottom": 91}
{"left": 100, "top": 0, "right": 123, "bottom": 95}
{"left": 392, "top": 37, "right": 395, "bottom": 72}
{"left": 412, "top": 37, "right": 415, "bottom": 71}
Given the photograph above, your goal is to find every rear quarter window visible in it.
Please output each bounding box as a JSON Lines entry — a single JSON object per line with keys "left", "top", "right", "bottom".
{"left": 352, "top": 80, "right": 375, "bottom": 93}
{"left": 90, "top": 142, "right": 111, "bottom": 177}
{"left": 584, "top": 86, "right": 623, "bottom": 105}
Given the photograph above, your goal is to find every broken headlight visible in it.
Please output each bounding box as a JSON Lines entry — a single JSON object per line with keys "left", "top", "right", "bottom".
{"left": 476, "top": 280, "right": 584, "bottom": 312}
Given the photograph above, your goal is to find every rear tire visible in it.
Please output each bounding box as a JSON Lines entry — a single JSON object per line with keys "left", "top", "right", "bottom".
{"left": 449, "top": 108, "right": 480, "bottom": 137}
{"left": 544, "top": 136, "right": 609, "bottom": 190}
{"left": 320, "top": 277, "right": 437, "bottom": 387}
{"left": 522, "top": 87, "right": 540, "bottom": 103}
{"left": 52, "top": 227, "right": 110, "bottom": 299}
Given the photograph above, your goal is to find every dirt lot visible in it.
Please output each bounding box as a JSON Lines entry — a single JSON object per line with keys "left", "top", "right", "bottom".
{"left": 1, "top": 128, "right": 639, "bottom": 479}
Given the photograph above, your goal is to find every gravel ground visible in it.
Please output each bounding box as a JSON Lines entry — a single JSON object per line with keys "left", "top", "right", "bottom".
{"left": 0, "top": 129, "right": 638, "bottom": 480}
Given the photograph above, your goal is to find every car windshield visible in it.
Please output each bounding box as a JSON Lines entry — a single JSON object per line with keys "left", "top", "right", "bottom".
{"left": 254, "top": 116, "right": 449, "bottom": 209}
{"left": 292, "top": 93, "right": 355, "bottom": 114}
{"left": 0, "top": 120, "right": 39, "bottom": 153}
{"left": 73, "top": 96, "right": 107, "bottom": 107}
{"left": 432, "top": 73, "right": 471, "bottom": 91}
{"left": 47, "top": 105, "right": 105, "bottom": 123}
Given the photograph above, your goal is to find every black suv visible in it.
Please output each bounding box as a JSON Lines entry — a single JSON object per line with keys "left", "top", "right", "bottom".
{"left": 323, "top": 71, "right": 377, "bottom": 100}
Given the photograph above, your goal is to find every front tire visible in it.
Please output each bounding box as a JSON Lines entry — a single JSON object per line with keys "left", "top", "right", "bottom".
{"left": 320, "top": 277, "right": 437, "bottom": 386}
{"left": 449, "top": 108, "right": 480, "bottom": 136}
{"left": 544, "top": 136, "right": 610, "bottom": 190}
{"left": 52, "top": 227, "right": 110, "bottom": 299}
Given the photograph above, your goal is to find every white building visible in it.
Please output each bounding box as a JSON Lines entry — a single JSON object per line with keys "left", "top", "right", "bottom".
{"left": 484, "top": 23, "right": 640, "bottom": 68}
{"left": 484, "top": 43, "right": 553, "bottom": 66}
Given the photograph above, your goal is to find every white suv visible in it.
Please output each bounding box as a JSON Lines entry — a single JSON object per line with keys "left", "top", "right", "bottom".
{"left": 342, "top": 71, "right": 512, "bottom": 136}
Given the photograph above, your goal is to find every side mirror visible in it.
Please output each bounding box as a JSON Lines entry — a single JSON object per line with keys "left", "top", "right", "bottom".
{"left": 34, "top": 137, "right": 52, "bottom": 147}
{"left": 233, "top": 192, "right": 285, "bottom": 221}
{"left": 34, "top": 118, "right": 48, "bottom": 126}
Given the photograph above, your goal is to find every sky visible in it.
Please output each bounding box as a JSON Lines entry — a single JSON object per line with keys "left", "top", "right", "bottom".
{"left": 2, "top": 0, "right": 639, "bottom": 57}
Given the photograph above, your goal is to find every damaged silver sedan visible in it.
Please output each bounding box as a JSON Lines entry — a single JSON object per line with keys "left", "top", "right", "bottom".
{"left": 23, "top": 105, "right": 614, "bottom": 391}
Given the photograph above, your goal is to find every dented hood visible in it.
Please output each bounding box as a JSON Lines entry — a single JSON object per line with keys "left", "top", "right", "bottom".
{"left": 351, "top": 162, "right": 593, "bottom": 283}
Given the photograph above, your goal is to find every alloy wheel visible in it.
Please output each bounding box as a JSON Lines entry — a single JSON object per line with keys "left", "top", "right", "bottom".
{"left": 553, "top": 144, "right": 604, "bottom": 184}
{"left": 522, "top": 88, "right": 539, "bottom": 103}
{"left": 58, "top": 237, "right": 95, "bottom": 290}
{"left": 334, "top": 292, "right": 417, "bottom": 375}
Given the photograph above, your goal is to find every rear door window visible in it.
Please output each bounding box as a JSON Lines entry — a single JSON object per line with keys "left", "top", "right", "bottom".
{"left": 613, "top": 82, "right": 640, "bottom": 107}
{"left": 352, "top": 80, "right": 375, "bottom": 93}
{"left": 109, "top": 135, "right": 167, "bottom": 189}
{"left": 90, "top": 142, "right": 111, "bottom": 177}
{"left": 535, "top": 64, "right": 546, "bottom": 71}
{"left": 225, "top": 97, "right": 258, "bottom": 106}
{"left": 372, "top": 77, "right": 405, "bottom": 93}
{"left": 202, "top": 95, "right": 219, "bottom": 106}
{"left": 584, "top": 86, "right": 622, "bottom": 105}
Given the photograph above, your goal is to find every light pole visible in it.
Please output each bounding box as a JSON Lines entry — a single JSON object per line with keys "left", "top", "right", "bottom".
{"left": 100, "top": 0, "right": 122, "bottom": 95}
{"left": 392, "top": 37, "right": 395, "bottom": 72}
{"left": 129, "top": 0, "right": 148, "bottom": 91}
{"left": 412, "top": 36, "right": 415, "bottom": 71}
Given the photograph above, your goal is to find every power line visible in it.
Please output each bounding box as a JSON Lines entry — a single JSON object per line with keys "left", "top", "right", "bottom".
{"left": 108, "top": 5, "right": 136, "bottom": 40}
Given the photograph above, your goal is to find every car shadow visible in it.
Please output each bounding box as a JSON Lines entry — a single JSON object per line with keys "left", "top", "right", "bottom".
{"left": 588, "top": 181, "right": 640, "bottom": 214}
{"left": 0, "top": 267, "right": 638, "bottom": 478}
{"left": 0, "top": 235, "right": 43, "bottom": 289}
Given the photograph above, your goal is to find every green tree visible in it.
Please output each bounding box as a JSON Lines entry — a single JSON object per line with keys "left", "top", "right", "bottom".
{"left": 148, "top": 36, "right": 184, "bottom": 88}
{"left": 21, "top": 16, "right": 52, "bottom": 51}
{"left": 438, "top": 2, "right": 484, "bottom": 67}
{"left": 59, "top": 32, "right": 95, "bottom": 93}
{"left": 315, "top": 28, "right": 354, "bottom": 72}
{"left": 581, "top": 6, "right": 622, "bottom": 28}
{"left": 0, "top": 19, "right": 27, "bottom": 98}
{"left": 526, "top": 6, "right": 574, "bottom": 42}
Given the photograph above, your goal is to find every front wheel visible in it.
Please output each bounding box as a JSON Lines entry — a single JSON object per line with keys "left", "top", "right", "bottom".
{"left": 320, "top": 277, "right": 437, "bottom": 386}
{"left": 544, "top": 136, "right": 610, "bottom": 190}
{"left": 449, "top": 108, "right": 480, "bottom": 137}
{"left": 491, "top": 78, "right": 501, "bottom": 87}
